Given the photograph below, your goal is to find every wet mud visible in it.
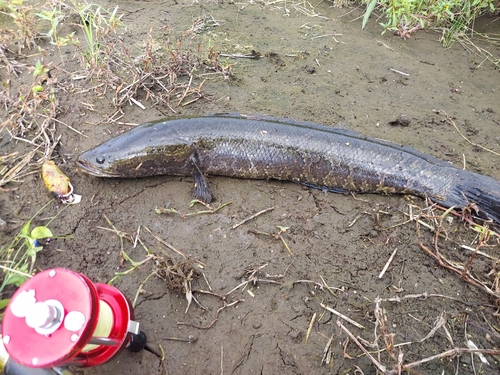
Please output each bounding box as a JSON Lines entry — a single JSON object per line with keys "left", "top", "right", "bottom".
{"left": 1, "top": 1, "right": 500, "bottom": 374}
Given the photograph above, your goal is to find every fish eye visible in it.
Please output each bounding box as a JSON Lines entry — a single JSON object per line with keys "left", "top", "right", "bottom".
{"left": 96, "top": 156, "right": 106, "bottom": 164}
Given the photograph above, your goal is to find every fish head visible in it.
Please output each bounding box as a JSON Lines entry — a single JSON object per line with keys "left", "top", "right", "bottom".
{"left": 76, "top": 142, "right": 135, "bottom": 178}
{"left": 76, "top": 120, "right": 194, "bottom": 178}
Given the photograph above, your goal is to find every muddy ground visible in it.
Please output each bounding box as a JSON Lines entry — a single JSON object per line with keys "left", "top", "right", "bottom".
{"left": 1, "top": 1, "right": 500, "bottom": 374}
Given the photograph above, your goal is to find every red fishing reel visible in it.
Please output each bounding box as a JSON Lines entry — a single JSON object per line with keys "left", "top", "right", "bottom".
{"left": 1, "top": 268, "right": 146, "bottom": 372}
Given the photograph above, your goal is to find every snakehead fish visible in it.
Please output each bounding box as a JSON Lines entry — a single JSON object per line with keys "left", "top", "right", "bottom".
{"left": 76, "top": 113, "right": 500, "bottom": 223}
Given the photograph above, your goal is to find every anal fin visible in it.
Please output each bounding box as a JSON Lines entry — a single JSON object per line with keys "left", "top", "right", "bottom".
{"left": 301, "top": 182, "right": 347, "bottom": 195}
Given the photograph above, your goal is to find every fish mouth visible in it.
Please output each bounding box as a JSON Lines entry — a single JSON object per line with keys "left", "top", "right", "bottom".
{"left": 76, "top": 159, "right": 122, "bottom": 177}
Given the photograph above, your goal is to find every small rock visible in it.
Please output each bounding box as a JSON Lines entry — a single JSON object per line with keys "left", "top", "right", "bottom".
{"left": 388, "top": 115, "right": 411, "bottom": 127}
{"left": 0, "top": 218, "right": 6, "bottom": 231}
{"left": 305, "top": 66, "right": 316, "bottom": 74}
{"left": 252, "top": 320, "right": 262, "bottom": 329}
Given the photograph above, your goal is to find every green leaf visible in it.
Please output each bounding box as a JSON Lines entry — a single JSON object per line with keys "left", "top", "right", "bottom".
{"left": 35, "top": 12, "right": 52, "bottom": 21}
{"left": 362, "top": 0, "right": 378, "bottom": 30}
{"left": 32, "top": 84, "right": 44, "bottom": 94}
{"left": 4, "top": 274, "right": 28, "bottom": 287}
{"left": 31, "top": 226, "right": 53, "bottom": 239}
{"left": 20, "top": 220, "right": 32, "bottom": 237}
{"left": 26, "top": 245, "right": 43, "bottom": 261}
{"left": 0, "top": 298, "right": 11, "bottom": 310}
{"left": 445, "top": 9, "right": 455, "bottom": 20}
{"left": 33, "top": 60, "right": 48, "bottom": 77}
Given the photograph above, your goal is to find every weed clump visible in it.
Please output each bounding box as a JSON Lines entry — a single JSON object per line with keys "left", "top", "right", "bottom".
{"left": 358, "top": 0, "right": 496, "bottom": 42}
{"left": 0, "top": 0, "right": 230, "bottom": 187}
{"left": 336, "top": 0, "right": 499, "bottom": 67}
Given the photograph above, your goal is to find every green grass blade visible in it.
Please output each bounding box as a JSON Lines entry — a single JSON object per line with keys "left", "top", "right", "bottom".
{"left": 362, "top": 0, "right": 378, "bottom": 30}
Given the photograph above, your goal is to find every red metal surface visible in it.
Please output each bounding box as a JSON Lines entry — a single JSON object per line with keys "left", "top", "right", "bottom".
{"left": 70, "top": 283, "right": 133, "bottom": 367}
{"left": 2, "top": 269, "right": 133, "bottom": 368}
{"left": 2, "top": 269, "right": 99, "bottom": 368}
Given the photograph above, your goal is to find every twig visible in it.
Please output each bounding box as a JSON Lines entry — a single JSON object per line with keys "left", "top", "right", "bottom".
{"left": 337, "top": 320, "right": 388, "bottom": 374}
{"left": 0, "top": 46, "right": 24, "bottom": 77}
{"left": 319, "top": 275, "right": 345, "bottom": 295}
{"left": 132, "top": 271, "right": 156, "bottom": 308}
{"left": 389, "top": 68, "right": 409, "bottom": 76}
{"left": 129, "top": 96, "right": 146, "bottom": 110}
{"left": 321, "top": 334, "right": 334, "bottom": 365}
{"left": 156, "top": 200, "right": 231, "bottom": 218}
{"left": 292, "top": 280, "right": 324, "bottom": 289}
{"left": 0, "top": 150, "right": 37, "bottom": 187}
{"left": 163, "top": 336, "right": 198, "bottom": 343}
{"left": 265, "top": 260, "right": 294, "bottom": 279}
{"left": 418, "top": 312, "right": 447, "bottom": 343}
{"left": 143, "top": 226, "right": 206, "bottom": 267}
{"left": 202, "top": 272, "right": 213, "bottom": 292}
{"left": 400, "top": 347, "right": 500, "bottom": 371}
{"left": 305, "top": 313, "right": 316, "bottom": 345}
{"left": 177, "top": 71, "right": 194, "bottom": 106}
{"left": 439, "top": 109, "right": 500, "bottom": 157}
{"left": 249, "top": 226, "right": 294, "bottom": 256}
{"left": 224, "top": 278, "right": 282, "bottom": 296}
{"left": 310, "top": 33, "right": 343, "bottom": 40}
{"left": 279, "top": 230, "right": 294, "bottom": 256}
{"left": 0, "top": 264, "right": 33, "bottom": 278}
{"left": 377, "top": 40, "right": 394, "bottom": 51}
{"left": 320, "top": 302, "right": 365, "bottom": 329}
{"left": 378, "top": 248, "right": 398, "bottom": 279}
{"left": 39, "top": 114, "right": 86, "bottom": 136}
{"left": 380, "top": 292, "right": 460, "bottom": 303}
{"left": 219, "top": 52, "right": 261, "bottom": 59}
{"left": 416, "top": 221, "right": 500, "bottom": 300}
{"left": 177, "top": 299, "right": 244, "bottom": 330}
{"left": 231, "top": 206, "right": 275, "bottom": 229}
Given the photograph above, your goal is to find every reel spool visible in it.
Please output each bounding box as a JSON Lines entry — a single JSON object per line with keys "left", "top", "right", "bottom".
{"left": 2, "top": 268, "right": 146, "bottom": 370}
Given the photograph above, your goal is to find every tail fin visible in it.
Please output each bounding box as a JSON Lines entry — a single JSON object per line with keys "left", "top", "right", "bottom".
{"left": 450, "top": 170, "right": 500, "bottom": 223}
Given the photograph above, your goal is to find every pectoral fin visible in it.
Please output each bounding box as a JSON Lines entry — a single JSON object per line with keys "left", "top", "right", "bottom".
{"left": 190, "top": 154, "right": 214, "bottom": 203}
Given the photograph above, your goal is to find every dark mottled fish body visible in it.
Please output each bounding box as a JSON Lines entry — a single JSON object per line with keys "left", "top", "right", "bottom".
{"left": 76, "top": 114, "right": 500, "bottom": 223}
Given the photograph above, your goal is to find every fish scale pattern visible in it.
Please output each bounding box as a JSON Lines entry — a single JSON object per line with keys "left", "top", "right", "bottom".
{"left": 181, "top": 116, "right": 453, "bottom": 198}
